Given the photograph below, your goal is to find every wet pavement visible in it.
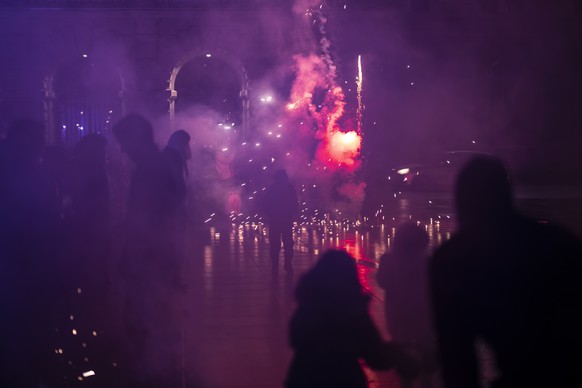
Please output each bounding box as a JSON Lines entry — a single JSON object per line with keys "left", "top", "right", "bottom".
{"left": 178, "top": 223, "right": 409, "bottom": 388}
{"left": 172, "top": 192, "right": 582, "bottom": 388}
{"left": 176, "top": 197, "right": 453, "bottom": 387}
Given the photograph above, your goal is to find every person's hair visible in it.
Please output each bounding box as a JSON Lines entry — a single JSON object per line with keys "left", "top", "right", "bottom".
{"left": 4, "top": 119, "right": 45, "bottom": 158}
{"left": 112, "top": 114, "right": 154, "bottom": 147}
{"left": 295, "top": 249, "right": 366, "bottom": 307}
{"left": 455, "top": 155, "right": 513, "bottom": 228}
{"left": 167, "top": 129, "right": 190, "bottom": 148}
{"left": 393, "top": 222, "right": 429, "bottom": 254}
{"left": 6, "top": 118, "right": 45, "bottom": 144}
{"left": 75, "top": 134, "right": 107, "bottom": 163}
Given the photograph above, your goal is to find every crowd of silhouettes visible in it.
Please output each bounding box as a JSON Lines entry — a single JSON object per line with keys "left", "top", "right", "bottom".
{"left": 2, "top": 114, "right": 582, "bottom": 388}
{"left": 0, "top": 115, "right": 196, "bottom": 387}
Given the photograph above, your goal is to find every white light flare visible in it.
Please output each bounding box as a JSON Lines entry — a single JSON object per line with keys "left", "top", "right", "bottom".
{"left": 357, "top": 54, "right": 363, "bottom": 135}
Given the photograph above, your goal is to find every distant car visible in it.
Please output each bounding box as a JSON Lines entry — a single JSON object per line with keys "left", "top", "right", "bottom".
{"left": 388, "top": 151, "right": 496, "bottom": 193}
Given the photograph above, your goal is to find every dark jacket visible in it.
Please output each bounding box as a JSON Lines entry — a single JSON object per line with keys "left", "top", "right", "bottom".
{"left": 262, "top": 179, "right": 298, "bottom": 227}
{"left": 430, "top": 214, "right": 582, "bottom": 388}
{"left": 285, "top": 271, "right": 398, "bottom": 388}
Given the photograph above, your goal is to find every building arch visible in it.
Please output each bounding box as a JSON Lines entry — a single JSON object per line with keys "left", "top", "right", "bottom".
{"left": 43, "top": 55, "right": 127, "bottom": 145}
{"left": 168, "top": 49, "right": 250, "bottom": 139}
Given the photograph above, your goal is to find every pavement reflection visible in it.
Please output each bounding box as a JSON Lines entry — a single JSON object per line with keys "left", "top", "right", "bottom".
{"left": 180, "top": 193, "right": 580, "bottom": 387}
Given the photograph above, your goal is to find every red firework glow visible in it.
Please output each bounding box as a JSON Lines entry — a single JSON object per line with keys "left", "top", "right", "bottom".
{"left": 321, "top": 130, "right": 361, "bottom": 167}
{"left": 287, "top": 55, "right": 363, "bottom": 170}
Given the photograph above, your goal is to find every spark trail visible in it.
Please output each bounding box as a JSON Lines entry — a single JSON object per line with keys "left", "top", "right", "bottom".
{"left": 357, "top": 54, "right": 363, "bottom": 135}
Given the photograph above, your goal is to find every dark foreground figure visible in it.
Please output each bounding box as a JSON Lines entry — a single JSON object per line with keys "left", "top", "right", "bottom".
{"left": 113, "top": 114, "right": 182, "bottom": 387}
{"left": 377, "top": 222, "right": 438, "bottom": 388}
{"left": 0, "top": 119, "right": 61, "bottom": 387}
{"left": 286, "top": 249, "right": 418, "bottom": 388}
{"left": 430, "top": 156, "right": 582, "bottom": 388}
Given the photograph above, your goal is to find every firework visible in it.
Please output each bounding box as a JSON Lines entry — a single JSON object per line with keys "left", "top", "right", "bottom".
{"left": 357, "top": 54, "right": 363, "bottom": 135}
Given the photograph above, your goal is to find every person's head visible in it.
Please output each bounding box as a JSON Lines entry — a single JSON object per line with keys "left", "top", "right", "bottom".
{"left": 112, "top": 114, "right": 155, "bottom": 162}
{"left": 5, "top": 119, "right": 45, "bottom": 161}
{"left": 273, "top": 169, "right": 288, "bottom": 183}
{"left": 166, "top": 129, "right": 191, "bottom": 161}
{"left": 393, "top": 222, "right": 429, "bottom": 255}
{"left": 455, "top": 155, "right": 514, "bottom": 230}
{"left": 296, "top": 249, "right": 364, "bottom": 304}
{"left": 75, "top": 133, "right": 107, "bottom": 166}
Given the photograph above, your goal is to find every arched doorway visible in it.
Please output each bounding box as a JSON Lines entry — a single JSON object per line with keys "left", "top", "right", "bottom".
{"left": 168, "top": 49, "right": 249, "bottom": 140}
{"left": 43, "top": 55, "right": 126, "bottom": 145}
{"left": 168, "top": 50, "right": 250, "bottom": 225}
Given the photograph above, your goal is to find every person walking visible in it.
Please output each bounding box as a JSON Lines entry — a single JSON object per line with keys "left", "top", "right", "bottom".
{"left": 261, "top": 169, "right": 298, "bottom": 272}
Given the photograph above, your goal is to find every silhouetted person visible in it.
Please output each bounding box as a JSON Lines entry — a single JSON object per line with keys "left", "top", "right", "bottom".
{"left": 113, "top": 114, "right": 182, "bottom": 387}
{"left": 430, "top": 156, "right": 582, "bottom": 388}
{"left": 163, "top": 129, "right": 191, "bottom": 264}
{"left": 163, "top": 129, "right": 191, "bottom": 208}
{"left": 66, "top": 135, "right": 111, "bottom": 286}
{"left": 286, "top": 249, "right": 419, "bottom": 388}
{"left": 261, "top": 169, "right": 298, "bottom": 272}
{"left": 377, "top": 222, "right": 437, "bottom": 388}
{"left": 0, "top": 119, "right": 61, "bottom": 387}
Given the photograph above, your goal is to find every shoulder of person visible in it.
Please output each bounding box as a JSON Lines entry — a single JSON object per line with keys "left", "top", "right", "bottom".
{"left": 428, "top": 235, "right": 469, "bottom": 274}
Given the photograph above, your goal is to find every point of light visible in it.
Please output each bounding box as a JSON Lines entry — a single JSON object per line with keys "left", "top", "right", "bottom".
{"left": 82, "top": 54, "right": 88, "bottom": 58}
{"left": 397, "top": 168, "right": 410, "bottom": 175}
{"left": 82, "top": 370, "right": 95, "bottom": 378}
{"left": 206, "top": 53, "right": 212, "bottom": 58}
